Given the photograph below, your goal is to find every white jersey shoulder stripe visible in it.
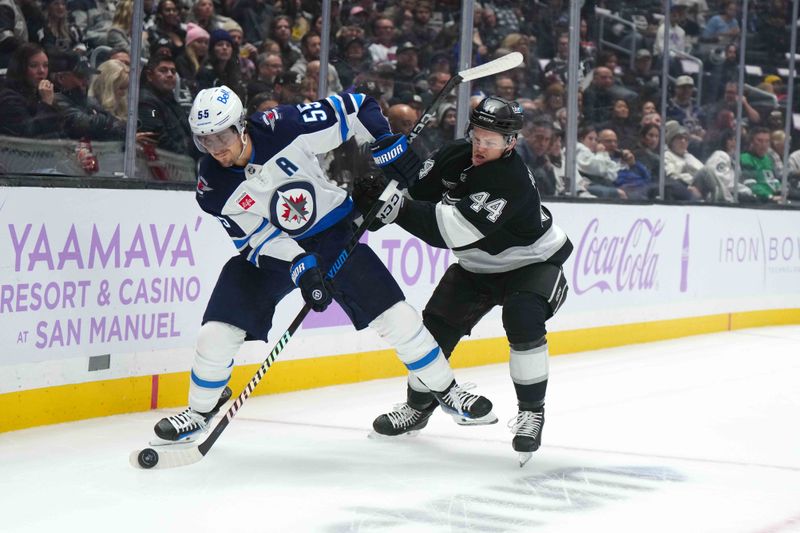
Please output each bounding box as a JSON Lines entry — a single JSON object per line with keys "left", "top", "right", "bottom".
{"left": 434, "top": 203, "right": 485, "bottom": 248}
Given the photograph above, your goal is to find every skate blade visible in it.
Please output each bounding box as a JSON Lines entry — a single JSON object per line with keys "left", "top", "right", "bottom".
{"left": 367, "top": 430, "right": 421, "bottom": 440}
{"left": 452, "top": 411, "right": 499, "bottom": 426}
{"left": 148, "top": 433, "right": 205, "bottom": 447}
{"left": 518, "top": 452, "right": 533, "bottom": 467}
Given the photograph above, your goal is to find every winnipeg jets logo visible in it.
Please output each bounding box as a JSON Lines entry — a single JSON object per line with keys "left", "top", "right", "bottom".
{"left": 279, "top": 191, "right": 309, "bottom": 222}
{"left": 197, "top": 175, "right": 213, "bottom": 196}
{"left": 270, "top": 182, "right": 317, "bottom": 235}
{"left": 261, "top": 110, "right": 280, "bottom": 130}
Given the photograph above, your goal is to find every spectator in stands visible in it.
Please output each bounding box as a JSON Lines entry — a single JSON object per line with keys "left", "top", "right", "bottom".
{"left": 663, "top": 121, "right": 707, "bottom": 201}
{"left": 0, "top": 0, "right": 29, "bottom": 69}
{"left": 247, "top": 51, "right": 281, "bottom": 98}
{"left": 37, "top": 0, "right": 84, "bottom": 54}
{"left": 575, "top": 126, "right": 626, "bottom": 199}
{"left": 197, "top": 29, "right": 246, "bottom": 102}
{"left": 138, "top": 53, "right": 194, "bottom": 157}
{"left": 88, "top": 58, "right": 128, "bottom": 121}
{"left": 222, "top": 19, "right": 257, "bottom": 82}
{"left": 66, "top": 0, "right": 112, "bottom": 49}
{"left": 247, "top": 90, "right": 278, "bottom": 115}
{"left": 369, "top": 16, "right": 397, "bottom": 66}
{"left": 270, "top": 15, "right": 300, "bottom": 69}
{"left": 666, "top": 75, "right": 705, "bottom": 143}
{"left": 421, "top": 101, "right": 456, "bottom": 148}
{"left": 147, "top": 0, "right": 186, "bottom": 59}
{"left": 420, "top": 71, "right": 451, "bottom": 109}
{"left": 291, "top": 31, "right": 341, "bottom": 93}
{"left": 107, "top": 0, "right": 133, "bottom": 53}
{"left": 758, "top": 0, "right": 790, "bottom": 67}
{"left": 543, "top": 32, "right": 571, "bottom": 87}
{"left": 493, "top": 73, "right": 517, "bottom": 101}
{"left": 51, "top": 51, "right": 127, "bottom": 141}
{"left": 230, "top": 0, "right": 274, "bottom": 47}
{"left": 740, "top": 127, "right": 781, "bottom": 202}
{"left": 175, "top": 23, "right": 209, "bottom": 97}
{"left": 582, "top": 66, "right": 617, "bottom": 124}
{"left": 0, "top": 42, "right": 62, "bottom": 138}
{"left": 634, "top": 123, "right": 662, "bottom": 181}
{"left": 336, "top": 37, "right": 369, "bottom": 89}
{"left": 394, "top": 41, "right": 424, "bottom": 96}
{"left": 704, "top": 129, "right": 753, "bottom": 202}
{"left": 597, "top": 128, "right": 655, "bottom": 200}
{"left": 538, "top": 82, "right": 565, "bottom": 120}
{"left": 703, "top": 81, "right": 761, "bottom": 127}
{"left": 702, "top": 1, "right": 739, "bottom": 44}
{"left": 516, "top": 117, "right": 557, "bottom": 196}
{"left": 272, "top": 70, "right": 302, "bottom": 104}
{"left": 768, "top": 130, "right": 786, "bottom": 175}
{"left": 622, "top": 49, "right": 660, "bottom": 104}
{"left": 655, "top": 2, "right": 689, "bottom": 56}
{"left": 402, "top": 0, "right": 436, "bottom": 62}
{"left": 701, "top": 108, "right": 735, "bottom": 158}
{"left": 476, "top": 6, "right": 503, "bottom": 57}
{"left": 190, "top": 0, "right": 232, "bottom": 35}
{"left": 598, "top": 98, "right": 638, "bottom": 150}
{"left": 305, "top": 59, "right": 343, "bottom": 95}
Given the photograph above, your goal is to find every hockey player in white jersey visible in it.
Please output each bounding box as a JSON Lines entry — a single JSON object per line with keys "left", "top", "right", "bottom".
{"left": 356, "top": 97, "right": 573, "bottom": 465}
{"left": 152, "top": 86, "right": 497, "bottom": 444}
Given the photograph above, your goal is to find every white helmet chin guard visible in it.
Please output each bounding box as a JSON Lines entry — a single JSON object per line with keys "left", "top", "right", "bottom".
{"left": 189, "top": 85, "right": 246, "bottom": 153}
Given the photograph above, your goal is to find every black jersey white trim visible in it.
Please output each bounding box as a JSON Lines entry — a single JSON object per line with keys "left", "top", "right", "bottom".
{"left": 455, "top": 224, "right": 569, "bottom": 274}
{"left": 435, "top": 204, "right": 485, "bottom": 248}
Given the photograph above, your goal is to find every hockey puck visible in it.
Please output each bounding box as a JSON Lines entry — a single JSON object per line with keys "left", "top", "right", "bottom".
{"left": 137, "top": 448, "right": 159, "bottom": 469}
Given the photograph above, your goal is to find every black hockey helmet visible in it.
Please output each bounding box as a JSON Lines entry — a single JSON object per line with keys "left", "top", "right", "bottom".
{"left": 469, "top": 96, "right": 524, "bottom": 136}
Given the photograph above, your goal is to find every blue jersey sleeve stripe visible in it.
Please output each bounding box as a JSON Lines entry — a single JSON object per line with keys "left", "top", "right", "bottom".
{"left": 328, "top": 95, "right": 349, "bottom": 143}
{"left": 342, "top": 92, "right": 355, "bottom": 114}
{"left": 233, "top": 217, "right": 269, "bottom": 248}
{"left": 352, "top": 93, "right": 364, "bottom": 109}
{"left": 248, "top": 227, "right": 282, "bottom": 265}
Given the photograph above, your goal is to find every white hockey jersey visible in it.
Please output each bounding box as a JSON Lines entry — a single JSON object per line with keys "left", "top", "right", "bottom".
{"left": 196, "top": 93, "right": 390, "bottom": 269}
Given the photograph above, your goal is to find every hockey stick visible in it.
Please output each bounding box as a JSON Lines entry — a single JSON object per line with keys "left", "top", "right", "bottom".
{"left": 130, "top": 51, "right": 524, "bottom": 470}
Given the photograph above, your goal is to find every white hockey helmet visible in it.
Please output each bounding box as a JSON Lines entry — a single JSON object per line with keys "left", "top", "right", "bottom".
{"left": 189, "top": 85, "right": 246, "bottom": 153}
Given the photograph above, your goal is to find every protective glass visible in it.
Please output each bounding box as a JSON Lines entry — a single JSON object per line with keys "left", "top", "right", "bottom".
{"left": 467, "top": 129, "right": 509, "bottom": 150}
{"left": 196, "top": 128, "right": 240, "bottom": 152}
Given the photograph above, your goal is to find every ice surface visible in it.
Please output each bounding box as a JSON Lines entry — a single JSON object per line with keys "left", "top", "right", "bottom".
{"left": 1, "top": 326, "right": 799, "bottom": 532}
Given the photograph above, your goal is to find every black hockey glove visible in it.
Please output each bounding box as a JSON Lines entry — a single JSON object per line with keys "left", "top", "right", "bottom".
{"left": 352, "top": 173, "right": 389, "bottom": 231}
{"left": 371, "top": 133, "right": 422, "bottom": 189}
{"left": 290, "top": 253, "right": 333, "bottom": 312}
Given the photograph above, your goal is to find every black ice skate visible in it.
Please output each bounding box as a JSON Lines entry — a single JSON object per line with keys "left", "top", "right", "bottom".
{"left": 432, "top": 381, "right": 498, "bottom": 425}
{"left": 371, "top": 401, "right": 438, "bottom": 437}
{"left": 509, "top": 402, "right": 545, "bottom": 467}
{"left": 151, "top": 386, "right": 232, "bottom": 445}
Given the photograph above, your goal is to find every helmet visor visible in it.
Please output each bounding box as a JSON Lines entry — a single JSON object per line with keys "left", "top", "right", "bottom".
{"left": 196, "top": 128, "right": 240, "bottom": 152}
{"left": 466, "top": 129, "right": 510, "bottom": 150}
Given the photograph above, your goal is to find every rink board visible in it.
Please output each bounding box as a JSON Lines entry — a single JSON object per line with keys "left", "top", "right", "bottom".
{"left": 1, "top": 187, "right": 799, "bottom": 431}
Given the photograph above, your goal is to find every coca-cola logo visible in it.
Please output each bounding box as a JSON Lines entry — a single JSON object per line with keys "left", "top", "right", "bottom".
{"left": 572, "top": 218, "right": 663, "bottom": 294}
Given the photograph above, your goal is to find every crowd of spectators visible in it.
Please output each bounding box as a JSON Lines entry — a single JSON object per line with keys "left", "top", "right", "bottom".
{"left": 0, "top": 0, "right": 798, "bottom": 202}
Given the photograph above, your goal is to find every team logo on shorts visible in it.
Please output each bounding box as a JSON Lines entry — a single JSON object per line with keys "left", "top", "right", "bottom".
{"left": 270, "top": 182, "right": 317, "bottom": 235}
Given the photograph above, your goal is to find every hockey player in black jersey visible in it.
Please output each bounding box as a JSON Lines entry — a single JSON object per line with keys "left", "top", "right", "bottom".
{"left": 358, "top": 96, "right": 573, "bottom": 465}
{"left": 151, "top": 86, "right": 497, "bottom": 445}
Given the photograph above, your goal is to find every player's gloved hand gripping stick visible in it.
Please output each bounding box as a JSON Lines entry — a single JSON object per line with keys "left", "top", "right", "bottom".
{"left": 131, "top": 52, "right": 524, "bottom": 470}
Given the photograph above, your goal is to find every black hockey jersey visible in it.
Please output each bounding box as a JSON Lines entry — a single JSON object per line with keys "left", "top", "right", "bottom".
{"left": 401, "top": 140, "right": 572, "bottom": 273}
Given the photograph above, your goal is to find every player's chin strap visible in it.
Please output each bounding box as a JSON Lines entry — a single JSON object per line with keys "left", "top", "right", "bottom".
{"left": 236, "top": 131, "right": 249, "bottom": 162}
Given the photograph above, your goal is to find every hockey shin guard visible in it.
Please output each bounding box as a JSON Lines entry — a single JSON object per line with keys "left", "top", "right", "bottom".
{"left": 189, "top": 321, "right": 246, "bottom": 413}
{"left": 370, "top": 302, "right": 454, "bottom": 392}
{"left": 509, "top": 337, "right": 549, "bottom": 405}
